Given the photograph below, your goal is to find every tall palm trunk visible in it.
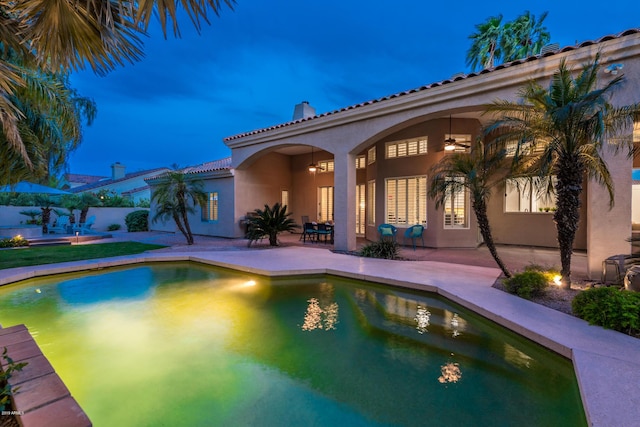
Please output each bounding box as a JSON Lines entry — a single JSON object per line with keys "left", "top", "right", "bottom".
{"left": 176, "top": 191, "right": 194, "bottom": 245}
{"left": 41, "top": 207, "right": 51, "bottom": 234}
{"left": 473, "top": 198, "right": 511, "bottom": 277}
{"left": 172, "top": 211, "right": 190, "bottom": 244}
{"left": 554, "top": 156, "right": 583, "bottom": 289}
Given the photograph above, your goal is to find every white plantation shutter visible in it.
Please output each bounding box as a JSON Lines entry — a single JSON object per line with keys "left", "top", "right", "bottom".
{"left": 386, "top": 177, "right": 427, "bottom": 226}
{"left": 367, "top": 180, "right": 376, "bottom": 225}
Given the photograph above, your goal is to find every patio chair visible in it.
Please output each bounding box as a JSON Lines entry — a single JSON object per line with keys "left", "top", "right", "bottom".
{"left": 48, "top": 215, "right": 70, "bottom": 234}
{"left": 302, "top": 222, "right": 318, "bottom": 243}
{"left": 316, "top": 223, "right": 333, "bottom": 244}
{"left": 378, "top": 223, "right": 397, "bottom": 242}
{"left": 299, "top": 216, "right": 310, "bottom": 240}
{"left": 404, "top": 224, "right": 425, "bottom": 250}
{"left": 73, "top": 215, "right": 96, "bottom": 235}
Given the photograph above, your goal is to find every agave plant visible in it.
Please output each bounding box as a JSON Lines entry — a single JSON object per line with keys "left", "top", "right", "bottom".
{"left": 246, "top": 203, "right": 299, "bottom": 247}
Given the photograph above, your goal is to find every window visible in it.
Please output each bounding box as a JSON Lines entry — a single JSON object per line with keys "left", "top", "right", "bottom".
{"left": 202, "top": 192, "right": 218, "bottom": 221}
{"left": 385, "top": 138, "right": 427, "bottom": 159}
{"left": 356, "top": 184, "right": 365, "bottom": 234}
{"left": 368, "top": 147, "right": 376, "bottom": 164}
{"left": 385, "top": 176, "right": 427, "bottom": 226}
{"left": 505, "top": 177, "right": 556, "bottom": 212}
{"left": 367, "top": 180, "right": 376, "bottom": 225}
{"left": 443, "top": 177, "right": 469, "bottom": 228}
{"left": 505, "top": 139, "right": 547, "bottom": 157}
{"left": 281, "top": 189, "right": 289, "bottom": 208}
{"left": 318, "top": 186, "right": 334, "bottom": 222}
{"left": 356, "top": 155, "right": 366, "bottom": 169}
{"left": 318, "top": 160, "right": 334, "bottom": 173}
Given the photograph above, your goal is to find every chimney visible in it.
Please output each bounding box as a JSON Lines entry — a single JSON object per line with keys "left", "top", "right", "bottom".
{"left": 111, "top": 162, "right": 126, "bottom": 180}
{"left": 292, "top": 101, "right": 316, "bottom": 120}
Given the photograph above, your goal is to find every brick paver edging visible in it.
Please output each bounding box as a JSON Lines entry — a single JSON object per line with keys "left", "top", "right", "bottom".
{"left": 0, "top": 324, "right": 91, "bottom": 427}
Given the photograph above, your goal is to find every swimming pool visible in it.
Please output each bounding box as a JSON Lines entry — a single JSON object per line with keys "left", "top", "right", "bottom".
{"left": 0, "top": 262, "right": 586, "bottom": 426}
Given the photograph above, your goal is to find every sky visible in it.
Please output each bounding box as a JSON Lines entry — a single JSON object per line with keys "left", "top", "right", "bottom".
{"left": 68, "top": 0, "right": 640, "bottom": 176}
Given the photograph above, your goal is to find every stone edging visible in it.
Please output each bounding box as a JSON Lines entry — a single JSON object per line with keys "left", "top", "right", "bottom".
{"left": 0, "top": 324, "right": 91, "bottom": 427}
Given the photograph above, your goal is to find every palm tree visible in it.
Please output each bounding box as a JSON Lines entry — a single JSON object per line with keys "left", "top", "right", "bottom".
{"left": 485, "top": 56, "right": 639, "bottom": 288}
{"left": 0, "top": 61, "right": 97, "bottom": 185}
{"left": 0, "top": 0, "right": 233, "bottom": 181}
{"left": 246, "top": 203, "right": 299, "bottom": 247}
{"left": 151, "top": 171, "right": 207, "bottom": 245}
{"left": 466, "top": 15, "right": 503, "bottom": 71}
{"left": 429, "top": 141, "right": 512, "bottom": 277}
{"left": 502, "top": 11, "right": 550, "bottom": 62}
{"left": 35, "top": 195, "right": 56, "bottom": 234}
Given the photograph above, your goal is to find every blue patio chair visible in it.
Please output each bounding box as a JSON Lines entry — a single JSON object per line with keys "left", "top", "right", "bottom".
{"left": 299, "top": 216, "right": 310, "bottom": 240}
{"left": 377, "top": 223, "right": 397, "bottom": 242}
{"left": 404, "top": 224, "right": 425, "bottom": 250}
{"left": 316, "top": 223, "right": 333, "bottom": 244}
{"left": 302, "top": 222, "right": 318, "bottom": 243}
{"left": 48, "top": 215, "right": 70, "bottom": 234}
{"left": 73, "top": 215, "right": 96, "bottom": 235}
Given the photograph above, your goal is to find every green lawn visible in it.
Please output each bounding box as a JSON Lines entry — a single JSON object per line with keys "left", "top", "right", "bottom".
{"left": 0, "top": 242, "right": 167, "bottom": 270}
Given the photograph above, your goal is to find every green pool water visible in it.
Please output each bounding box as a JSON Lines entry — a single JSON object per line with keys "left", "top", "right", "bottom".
{"left": 0, "top": 263, "right": 586, "bottom": 426}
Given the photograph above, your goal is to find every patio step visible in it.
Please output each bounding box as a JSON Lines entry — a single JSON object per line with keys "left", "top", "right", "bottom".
{"left": 28, "top": 238, "right": 72, "bottom": 247}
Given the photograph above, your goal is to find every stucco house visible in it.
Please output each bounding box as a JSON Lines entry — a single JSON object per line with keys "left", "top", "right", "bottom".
{"left": 149, "top": 28, "right": 640, "bottom": 279}
{"left": 72, "top": 162, "right": 170, "bottom": 204}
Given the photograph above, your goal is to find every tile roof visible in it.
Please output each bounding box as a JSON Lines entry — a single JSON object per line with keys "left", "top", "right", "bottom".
{"left": 66, "top": 173, "right": 107, "bottom": 185}
{"left": 181, "top": 157, "right": 233, "bottom": 174}
{"left": 70, "top": 167, "right": 170, "bottom": 193}
{"left": 122, "top": 185, "right": 150, "bottom": 195}
{"left": 223, "top": 28, "right": 640, "bottom": 142}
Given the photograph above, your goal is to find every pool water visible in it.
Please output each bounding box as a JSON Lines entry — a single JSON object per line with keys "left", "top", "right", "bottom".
{"left": 0, "top": 263, "right": 586, "bottom": 426}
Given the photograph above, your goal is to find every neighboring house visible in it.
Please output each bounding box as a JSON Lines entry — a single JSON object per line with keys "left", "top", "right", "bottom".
{"left": 146, "top": 158, "right": 234, "bottom": 235}
{"left": 64, "top": 173, "right": 108, "bottom": 189}
{"left": 72, "top": 162, "right": 171, "bottom": 204}
{"left": 149, "top": 28, "right": 640, "bottom": 279}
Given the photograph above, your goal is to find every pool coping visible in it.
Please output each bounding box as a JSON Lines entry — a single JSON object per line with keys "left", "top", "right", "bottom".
{"left": 1, "top": 248, "right": 640, "bottom": 427}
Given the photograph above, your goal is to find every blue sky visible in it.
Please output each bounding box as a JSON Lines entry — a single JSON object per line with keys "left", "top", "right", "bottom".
{"left": 68, "top": 0, "right": 639, "bottom": 176}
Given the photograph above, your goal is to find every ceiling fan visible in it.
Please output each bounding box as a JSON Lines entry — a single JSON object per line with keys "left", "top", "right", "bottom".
{"left": 444, "top": 115, "right": 470, "bottom": 151}
{"left": 308, "top": 147, "right": 325, "bottom": 172}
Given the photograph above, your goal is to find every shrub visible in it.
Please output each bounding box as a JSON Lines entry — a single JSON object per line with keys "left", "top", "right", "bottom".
{"left": 245, "top": 203, "right": 298, "bottom": 247}
{"left": 572, "top": 287, "right": 640, "bottom": 335}
{"left": 136, "top": 198, "right": 151, "bottom": 208}
{"left": 107, "top": 224, "right": 122, "bottom": 231}
{"left": 1, "top": 347, "right": 28, "bottom": 411}
{"left": 503, "top": 270, "right": 549, "bottom": 299}
{"left": 125, "top": 210, "right": 149, "bottom": 232}
{"left": 360, "top": 240, "right": 400, "bottom": 260}
{"left": 0, "top": 236, "right": 29, "bottom": 248}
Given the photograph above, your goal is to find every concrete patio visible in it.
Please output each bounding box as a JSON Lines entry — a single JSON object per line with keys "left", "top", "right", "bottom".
{"left": 1, "top": 231, "right": 636, "bottom": 427}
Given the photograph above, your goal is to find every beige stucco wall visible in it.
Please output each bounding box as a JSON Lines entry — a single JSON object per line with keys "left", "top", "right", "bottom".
{"left": 363, "top": 118, "right": 482, "bottom": 248}
{"left": 234, "top": 152, "right": 293, "bottom": 236}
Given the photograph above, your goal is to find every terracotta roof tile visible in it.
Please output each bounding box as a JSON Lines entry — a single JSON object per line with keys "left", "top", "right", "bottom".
{"left": 182, "top": 157, "right": 232, "bottom": 174}
{"left": 224, "top": 28, "right": 640, "bottom": 142}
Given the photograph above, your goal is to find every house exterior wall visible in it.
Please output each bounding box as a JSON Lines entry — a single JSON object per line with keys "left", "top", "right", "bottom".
{"left": 223, "top": 32, "right": 640, "bottom": 278}
{"left": 364, "top": 118, "right": 483, "bottom": 248}
{"left": 233, "top": 152, "right": 293, "bottom": 236}
{"left": 487, "top": 185, "right": 587, "bottom": 249}
{"left": 148, "top": 173, "right": 236, "bottom": 238}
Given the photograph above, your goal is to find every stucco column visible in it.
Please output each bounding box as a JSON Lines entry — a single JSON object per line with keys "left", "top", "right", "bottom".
{"left": 334, "top": 151, "right": 357, "bottom": 251}
{"left": 586, "top": 145, "right": 632, "bottom": 279}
